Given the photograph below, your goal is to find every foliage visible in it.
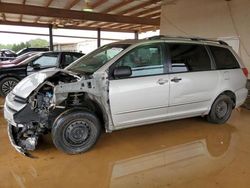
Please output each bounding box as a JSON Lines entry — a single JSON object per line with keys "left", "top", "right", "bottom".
{"left": 0, "top": 38, "right": 49, "bottom": 52}
{"left": 0, "top": 44, "right": 12, "bottom": 50}
{"left": 29, "top": 39, "right": 49, "bottom": 48}
{"left": 12, "top": 42, "right": 31, "bottom": 52}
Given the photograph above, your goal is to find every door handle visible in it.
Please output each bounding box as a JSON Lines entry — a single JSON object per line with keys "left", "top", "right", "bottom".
{"left": 171, "top": 77, "right": 182, "bottom": 83}
{"left": 157, "top": 78, "right": 168, "bottom": 85}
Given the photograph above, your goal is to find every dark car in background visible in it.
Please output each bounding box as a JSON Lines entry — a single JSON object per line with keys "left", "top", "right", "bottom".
{"left": 0, "top": 49, "right": 17, "bottom": 61}
{"left": 0, "top": 51, "right": 84, "bottom": 96}
{"left": 16, "top": 47, "right": 49, "bottom": 56}
{"left": 0, "top": 52, "right": 38, "bottom": 67}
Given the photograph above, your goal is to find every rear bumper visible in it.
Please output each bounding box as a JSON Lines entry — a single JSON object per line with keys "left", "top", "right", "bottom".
{"left": 235, "top": 88, "right": 248, "bottom": 107}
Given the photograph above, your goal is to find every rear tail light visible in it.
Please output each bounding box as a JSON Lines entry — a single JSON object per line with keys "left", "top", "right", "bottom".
{"left": 242, "top": 68, "right": 249, "bottom": 78}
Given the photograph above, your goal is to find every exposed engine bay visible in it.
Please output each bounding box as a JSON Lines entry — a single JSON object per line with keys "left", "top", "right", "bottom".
{"left": 5, "top": 70, "right": 111, "bottom": 156}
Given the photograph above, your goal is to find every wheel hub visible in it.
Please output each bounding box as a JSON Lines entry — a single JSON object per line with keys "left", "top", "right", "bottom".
{"left": 216, "top": 101, "right": 228, "bottom": 118}
{"left": 2, "top": 80, "right": 17, "bottom": 95}
{"left": 65, "top": 121, "right": 90, "bottom": 145}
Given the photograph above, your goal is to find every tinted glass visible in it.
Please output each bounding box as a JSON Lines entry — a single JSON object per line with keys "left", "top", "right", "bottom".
{"left": 169, "top": 43, "right": 211, "bottom": 73}
{"left": 115, "top": 43, "right": 164, "bottom": 77}
{"left": 32, "top": 53, "right": 58, "bottom": 68}
{"left": 62, "top": 54, "right": 73, "bottom": 67}
{"left": 209, "top": 46, "right": 240, "bottom": 69}
{"left": 72, "top": 53, "right": 83, "bottom": 61}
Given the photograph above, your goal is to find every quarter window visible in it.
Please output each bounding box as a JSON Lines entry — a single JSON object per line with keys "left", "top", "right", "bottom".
{"left": 209, "top": 46, "right": 240, "bottom": 69}
{"left": 115, "top": 43, "right": 164, "bottom": 77}
{"left": 168, "top": 43, "right": 212, "bottom": 73}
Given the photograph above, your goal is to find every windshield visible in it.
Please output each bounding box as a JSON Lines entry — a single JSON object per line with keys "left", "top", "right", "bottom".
{"left": 18, "top": 53, "right": 42, "bottom": 65}
{"left": 66, "top": 43, "right": 130, "bottom": 74}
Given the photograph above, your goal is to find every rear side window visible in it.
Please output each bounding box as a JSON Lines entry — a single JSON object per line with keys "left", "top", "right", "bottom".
{"left": 168, "top": 43, "right": 211, "bottom": 73}
{"left": 63, "top": 54, "right": 74, "bottom": 66}
{"left": 72, "top": 53, "right": 83, "bottom": 61}
{"left": 209, "top": 46, "right": 240, "bottom": 69}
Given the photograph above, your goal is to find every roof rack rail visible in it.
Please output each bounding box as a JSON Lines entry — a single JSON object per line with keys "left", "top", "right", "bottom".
{"left": 146, "top": 35, "right": 229, "bottom": 46}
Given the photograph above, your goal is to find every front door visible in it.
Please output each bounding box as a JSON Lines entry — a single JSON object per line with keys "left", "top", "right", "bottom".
{"left": 109, "top": 42, "right": 170, "bottom": 128}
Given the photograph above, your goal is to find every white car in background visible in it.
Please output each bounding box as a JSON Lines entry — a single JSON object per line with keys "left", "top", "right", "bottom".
{"left": 4, "top": 36, "right": 248, "bottom": 156}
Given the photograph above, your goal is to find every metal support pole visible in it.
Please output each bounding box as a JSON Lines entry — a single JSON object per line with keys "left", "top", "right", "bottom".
{"left": 134, "top": 31, "right": 139, "bottom": 40}
{"left": 49, "top": 24, "right": 54, "bottom": 51}
{"left": 97, "top": 28, "right": 101, "bottom": 47}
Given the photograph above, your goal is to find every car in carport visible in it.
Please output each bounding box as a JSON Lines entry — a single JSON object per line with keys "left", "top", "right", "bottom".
{"left": 3, "top": 36, "right": 248, "bottom": 156}
{"left": 0, "top": 52, "right": 38, "bottom": 67}
{"left": 0, "top": 49, "right": 17, "bottom": 61}
{"left": 16, "top": 47, "right": 49, "bottom": 56}
{"left": 0, "top": 51, "right": 84, "bottom": 96}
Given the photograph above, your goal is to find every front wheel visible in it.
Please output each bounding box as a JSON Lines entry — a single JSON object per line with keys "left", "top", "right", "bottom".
{"left": 0, "top": 77, "right": 19, "bottom": 96}
{"left": 52, "top": 109, "right": 101, "bottom": 154}
{"left": 207, "top": 95, "right": 233, "bottom": 124}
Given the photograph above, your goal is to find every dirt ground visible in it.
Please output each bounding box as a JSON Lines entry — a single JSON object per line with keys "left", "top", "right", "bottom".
{"left": 0, "top": 104, "right": 250, "bottom": 188}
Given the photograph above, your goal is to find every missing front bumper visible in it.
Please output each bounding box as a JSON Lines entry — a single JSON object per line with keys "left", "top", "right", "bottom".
{"left": 7, "top": 124, "right": 37, "bottom": 157}
{"left": 7, "top": 124, "right": 27, "bottom": 155}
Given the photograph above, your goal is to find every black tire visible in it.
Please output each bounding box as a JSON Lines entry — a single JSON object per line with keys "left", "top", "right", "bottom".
{"left": 207, "top": 94, "right": 233, "bottom": 124}
{"left": 52, "top": 109, "right": 101, "bottom": 154}
{"left": 0, "top": 77, "right": 19, "bottom": 96}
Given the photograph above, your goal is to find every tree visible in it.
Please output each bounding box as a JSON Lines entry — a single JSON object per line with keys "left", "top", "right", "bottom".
{"left": 0, "top": 38, "right": 48, "bottom": 52}
{"left": 0, "top": 44, "right": 12, "bottom": 50}
{"left": 11, "top": 42, "right": 30, "bottom": 52}
{"left": 28, "top": 38, "right": 48, "bottom": 48}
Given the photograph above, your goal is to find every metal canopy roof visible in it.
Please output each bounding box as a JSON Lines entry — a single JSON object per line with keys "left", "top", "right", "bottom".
{"left": 0, "top": 0, "right": 162, "bottom": 33}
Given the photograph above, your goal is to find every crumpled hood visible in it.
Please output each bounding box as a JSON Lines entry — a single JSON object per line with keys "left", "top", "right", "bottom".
{"left": 12, "top": 68, "right": 77, "bottom": 99}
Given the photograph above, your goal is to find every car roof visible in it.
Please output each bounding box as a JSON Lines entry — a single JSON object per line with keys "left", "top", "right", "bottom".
{"left": 33, "top": 51, "right": 83, "bottom": 56}
{"left": 112, "top": 35, "right": 229, "bottom": 48}
{"left": 0, "top": 49, "right": 15, "bottom": 52}
{"left": 25, "top": 47, "right": 49, "bottom": 49}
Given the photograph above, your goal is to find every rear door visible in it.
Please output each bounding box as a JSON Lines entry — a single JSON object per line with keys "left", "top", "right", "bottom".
{"left": 109, "top": 42, "right": 170, "bottom": 127}
{"left": 167, "top": 43, "right": 220, "bottom": 118}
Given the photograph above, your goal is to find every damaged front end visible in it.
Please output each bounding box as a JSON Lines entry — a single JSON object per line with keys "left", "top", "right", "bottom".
{"left": 4, "top": 69, "right": 84, "bottom": 156}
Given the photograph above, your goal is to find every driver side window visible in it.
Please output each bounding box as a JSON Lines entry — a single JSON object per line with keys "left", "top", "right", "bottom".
{"left": 115, "top": 43, "right": 164, "bottom": 77}
{"left": 32, "top": 53, "right": 58, "bottom": 68}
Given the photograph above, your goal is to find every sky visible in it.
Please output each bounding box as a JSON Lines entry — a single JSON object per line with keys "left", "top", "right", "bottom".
{"left": 0, "top": 25, "right": 159, "bottom": 45}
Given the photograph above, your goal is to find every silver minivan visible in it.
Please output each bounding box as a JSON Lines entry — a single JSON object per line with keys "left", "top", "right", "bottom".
{"left": 4, "top": 36, "right": 248, "bottom": 156}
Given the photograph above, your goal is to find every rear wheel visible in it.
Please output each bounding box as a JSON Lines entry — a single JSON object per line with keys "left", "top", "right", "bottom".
{"left": 52, "top": 109, "right": 101, "bottom": 154}
{"left": 0, "top": 77, "right": 19, "bottom": 96}
{"left": 207, "top": 95, "right": 233, "bottom": 124}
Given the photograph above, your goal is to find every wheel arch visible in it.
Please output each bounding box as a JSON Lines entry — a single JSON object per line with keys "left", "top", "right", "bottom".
{"left": 61, "top": 92, "right": 110, "bottom": 132}
{"left": 0, "top": 74, "right": 21, "bottom": 81}
{"left": 221, "top": 90, "right": 236, "bottom": 108}
{"left": 84, "top": 96, "right": 108, "bottom": 130}
{"left": 210, "top": 90, "right": 236, "bottom": 112}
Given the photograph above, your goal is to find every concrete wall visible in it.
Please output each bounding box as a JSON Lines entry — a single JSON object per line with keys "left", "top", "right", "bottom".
{"left": 160, "top": 0, "right": 250, "bottom": 77}
{"left": 53, "top": 43, "right": 77, "bottom": 51}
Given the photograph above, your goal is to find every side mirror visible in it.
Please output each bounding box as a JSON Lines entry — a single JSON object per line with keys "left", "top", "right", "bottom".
{"left": 113, "top": 66, "right": 132, "bottom": 79}
{"left": 33, "top": 64, "right": 41, "bottom": 70}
